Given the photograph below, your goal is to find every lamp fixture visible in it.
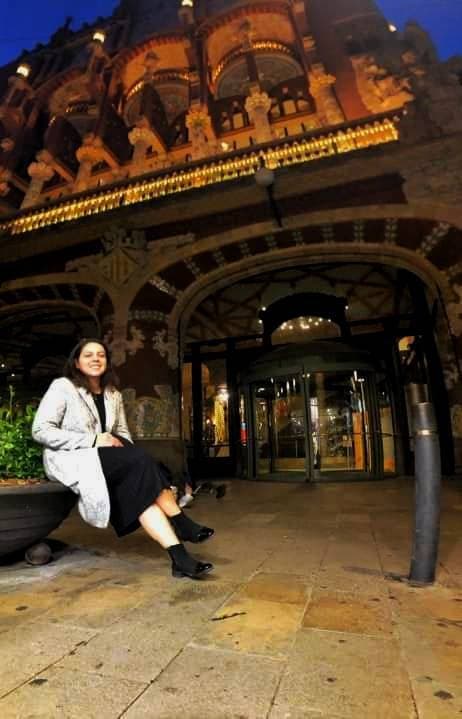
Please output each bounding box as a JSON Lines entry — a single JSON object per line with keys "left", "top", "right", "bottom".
{"left": 16, "top": 63, "right": 31, "bottom": 78}
{"left": 92, "top": 31, "right": 106, "bottom": 43}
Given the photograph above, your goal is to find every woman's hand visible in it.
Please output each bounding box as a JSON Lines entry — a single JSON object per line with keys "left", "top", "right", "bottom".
{"left": 95, "top": 432, "right": 124, "bottom": 447}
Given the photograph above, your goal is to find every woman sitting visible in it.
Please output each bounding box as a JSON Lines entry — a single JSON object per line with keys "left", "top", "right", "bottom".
{"left": 32, "top": 338, "right": 214, "bottom": 579}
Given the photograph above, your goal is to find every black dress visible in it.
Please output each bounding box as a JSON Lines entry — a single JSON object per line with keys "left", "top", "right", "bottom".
{"left": 92, "top": 393, "right": 171, "bottom": 537}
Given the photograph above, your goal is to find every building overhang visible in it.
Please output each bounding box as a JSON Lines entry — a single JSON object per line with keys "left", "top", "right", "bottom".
{"left": 0, "top": 111, "right": 400, "bottom": 237}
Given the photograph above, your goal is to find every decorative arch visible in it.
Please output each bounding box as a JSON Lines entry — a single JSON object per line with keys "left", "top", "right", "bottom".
{"left": 214, "top": 45, "right": 300, "bottom": 98}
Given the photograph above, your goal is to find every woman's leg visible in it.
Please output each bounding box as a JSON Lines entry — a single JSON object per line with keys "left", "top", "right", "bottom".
{"left": 138, "top": 504, "right": 179, "bottom": 548}
{"left": 154, "top": 488, "right": 182, "bottom": 518}
{"left": 155, "top": 489, "right": 214, "bottom": 544}
{"left": 138, "top": 503, "right": 213, "bottom": 578}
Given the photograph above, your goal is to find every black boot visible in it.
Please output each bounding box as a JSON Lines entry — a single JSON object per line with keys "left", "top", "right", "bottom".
{"left": 170, "top": 511, "right": 214, "bottom": 543}
{"left": 167, "top": 543, "right": 213, "bottom": 579}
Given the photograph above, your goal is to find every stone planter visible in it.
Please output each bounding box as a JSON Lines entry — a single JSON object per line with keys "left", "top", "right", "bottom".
{"left": 0, "top": 481, "right": 76, "bottom": 560}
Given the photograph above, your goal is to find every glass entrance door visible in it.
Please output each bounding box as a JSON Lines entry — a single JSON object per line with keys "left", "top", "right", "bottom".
{"left": 250, "top": 369, "right": 396, "bottom": 480}
{"left": 253, "top": 375, "right": 307, "bottom": 476}
{"left": 308, "top": 371, "right": 371, "bottom": 476}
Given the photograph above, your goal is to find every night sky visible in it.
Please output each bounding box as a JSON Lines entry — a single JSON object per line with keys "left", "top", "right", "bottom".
{"left": 0, "top": 0, "right": 460, "bottom": 67}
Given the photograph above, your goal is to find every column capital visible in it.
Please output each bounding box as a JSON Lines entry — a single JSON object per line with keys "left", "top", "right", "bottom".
{"left": 185, "top": 104, "right": 212, "bottom": 132}
{"left": 76, "top": 136, "right": 104, "bottom": 164}
{"left": 27, "top": 160, "right": 54, "bottom": 182}
{"left": 128, "top": 126, "right": 158, "bottom": 147}
{"left": 309, "top": 64, "right": 337, "bottom": 93}
{"left": 245, "top": 86, "right": 272, "bottom": 115}
{"left": 0, "top": 170, "right": 12, "bottom": 197}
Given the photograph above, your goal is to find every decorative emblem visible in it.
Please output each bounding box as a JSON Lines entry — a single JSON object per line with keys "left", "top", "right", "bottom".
{"left": 66, "top": 226, "right": 148, "bottom": 285}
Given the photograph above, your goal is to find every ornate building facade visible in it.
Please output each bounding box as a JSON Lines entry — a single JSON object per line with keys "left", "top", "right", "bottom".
{"left": 0, "top": 0, "right": 462, "bottom": 481}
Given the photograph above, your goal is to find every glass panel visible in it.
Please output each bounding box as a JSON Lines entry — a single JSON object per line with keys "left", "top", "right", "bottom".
{"left": 254, "top": 383, "right": 271, "bottom": 475}
{"left": 377, "top": 378, "right": 396, "bottom": 473}
{"left": 239, "top": 392, "right": 248, "bottom": 477}
{"left": 202, "top": 359, "right": 230, "bottom": 458}
{"left": 309, "top": 371, "right": 370, "bottom": 473}
{"left": 272, "top": 376, "right": 306, "bottom": 472}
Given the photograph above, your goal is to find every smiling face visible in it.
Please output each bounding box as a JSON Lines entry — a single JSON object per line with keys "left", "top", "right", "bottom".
{"left": 75, "top": 342, "right": 107, "bottom": 382}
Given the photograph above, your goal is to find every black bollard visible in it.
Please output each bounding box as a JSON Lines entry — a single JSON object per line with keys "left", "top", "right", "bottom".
{"left": 409, "top": 402, "right": 441, "bottom": 586}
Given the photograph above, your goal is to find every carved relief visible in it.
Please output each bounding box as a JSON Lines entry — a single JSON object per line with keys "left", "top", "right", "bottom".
{"left": 152, "top": 328, "right": 179, "bottom": 369}
{"left": 450, "top": 404, "right": 462, "bottom": 439}
{"left": 104, "top": 324, "right": 146, "bottom": 367}
{"left": 351, "top": 55, "right": 414, "bottom": 113}
{"left": 66, "top": 226, "right": 148, "bottom": 286}
{"left": 446, "top": 285, "right": 462, "bottom": 338}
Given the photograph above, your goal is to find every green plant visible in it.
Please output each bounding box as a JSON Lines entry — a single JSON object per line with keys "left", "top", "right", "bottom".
{"left": 0, "top": 386, "right": 45, "bottom": 480}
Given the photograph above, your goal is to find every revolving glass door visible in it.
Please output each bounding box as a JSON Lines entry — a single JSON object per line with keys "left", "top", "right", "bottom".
{"left": 251, "top": 370, "right": 389, "bottom": 479}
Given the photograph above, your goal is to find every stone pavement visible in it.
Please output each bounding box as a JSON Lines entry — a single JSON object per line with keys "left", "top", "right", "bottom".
{"left": 0, "top": 478, "right": 461, "bottom": 719}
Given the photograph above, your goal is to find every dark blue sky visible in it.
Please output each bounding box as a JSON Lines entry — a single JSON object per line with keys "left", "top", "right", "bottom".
{"left": 0, "top": 0, "right": 460, "bottom": 67}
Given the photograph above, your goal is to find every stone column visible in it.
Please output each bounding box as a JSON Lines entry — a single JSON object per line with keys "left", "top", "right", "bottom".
{"left": 309, "top": 64, "right": 345, "bottom": 126}
{"left": 185, "top": 105, "right": 215, "bottom": 161}
{"left": 128, "top": 125, "right": 166, "bottom": 175}
{"left": 22, "top": 160, "right": 54, "bottom": 208}
{"left": 0, "top": 170, "right": 12, "bottom": 199}
{"left": 245, "top": 85, "right": 274, "bottom": 144}
{"left": 75, "top": 137, "right": 103, "bottom": 192}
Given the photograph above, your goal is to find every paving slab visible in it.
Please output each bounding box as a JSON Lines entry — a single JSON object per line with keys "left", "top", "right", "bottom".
{"left": 56, "top": 579, "right": 235, "bottom": 682}
{"left": 0, "top": 665, "right": 146, "bottom": 719}
{"left": 258, "top": 542, "right": 326, "bottom": 577}
{"left": 122, "top": 644, "right": 283, "bottom": 719}
{"left": 410, "top": 677, "right": 462, "bottom": 719}
{"left": 314, "top": 565, "right": 389, "bottom": 595}
{"left": 0, "top": 621, "right": 96, "bottom": 697}
{"left": 302, "top": 588, "right": 393, "bottom": 636}
{"left": 272, "top": 629, "right": 416, "bottom": 719}
{"left": 241, "top": 572, "right": 311, "bottom": 606}
{"left": 39, "top": 579, "right": 152, "bottom": 629}
{"left": 196, "top": 593, "right": 305, "bottom": 658}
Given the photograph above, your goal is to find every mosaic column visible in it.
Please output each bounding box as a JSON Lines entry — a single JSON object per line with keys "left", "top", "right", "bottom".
{"left": 309, "top": 64, "right": 344, "bottom": 126}
{"left": 185, "top": 105, "right": 215, "bottom": 161}
{"left": 128, "top": 125, "right": 166, "bottom": 175}
{"left": 75, "top": 137, "right": 103, "bottom": 192}
{"left": 22, "top": 158, "right": 54, "bottom": 208}
{"left": 245, "top": 85, "right": 274, "bottom": 144}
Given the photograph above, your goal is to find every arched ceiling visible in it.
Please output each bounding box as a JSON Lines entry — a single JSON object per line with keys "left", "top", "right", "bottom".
{"left": 185, "top": 262, "right": 414, "bottom": 343}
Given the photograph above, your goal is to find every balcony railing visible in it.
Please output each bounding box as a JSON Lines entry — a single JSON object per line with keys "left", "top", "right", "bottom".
{"left": 0, "top": 112, "right": 400, "bottom": 236}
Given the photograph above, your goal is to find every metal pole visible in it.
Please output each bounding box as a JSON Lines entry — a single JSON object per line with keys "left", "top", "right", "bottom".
{"left": 409, "top": 402, "right": 441, "bottom": 586}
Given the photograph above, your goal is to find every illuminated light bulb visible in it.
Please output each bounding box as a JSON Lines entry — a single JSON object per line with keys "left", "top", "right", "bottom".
{"left": 388, "top": 23, "right": 397, "bottom": 32}
{"left": 16, "top": 63, "right": 31, "bottom": 78}
{"left": 93, "top": 31, "right": 106, "bottom": 43}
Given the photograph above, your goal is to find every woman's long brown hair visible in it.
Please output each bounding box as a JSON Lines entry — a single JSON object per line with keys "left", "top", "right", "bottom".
{"left": 63, "top": 338, "right": 119, "bottom": 392}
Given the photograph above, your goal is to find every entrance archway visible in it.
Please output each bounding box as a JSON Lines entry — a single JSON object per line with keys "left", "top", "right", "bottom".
{"left": 177, "top": 254, "right": 455, "bottom": 480}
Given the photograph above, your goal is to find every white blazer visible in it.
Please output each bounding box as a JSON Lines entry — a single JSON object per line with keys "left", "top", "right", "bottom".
{"left": 32, "top": 377, "right": 132, "bottom": 528}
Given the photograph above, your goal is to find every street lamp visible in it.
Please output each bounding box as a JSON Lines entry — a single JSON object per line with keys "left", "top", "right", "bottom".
{"left": 255, "top": 158, "right": 282, "bottom": 228}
